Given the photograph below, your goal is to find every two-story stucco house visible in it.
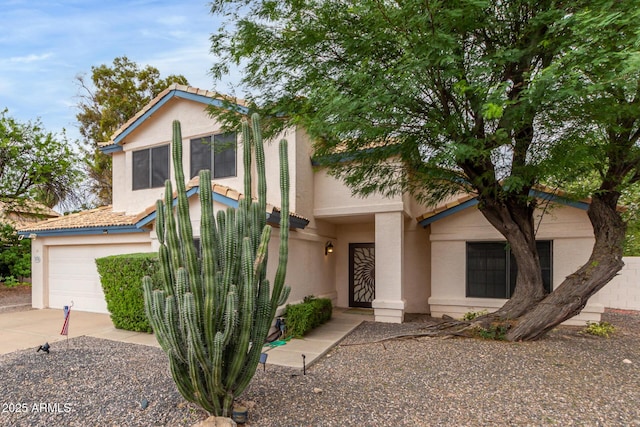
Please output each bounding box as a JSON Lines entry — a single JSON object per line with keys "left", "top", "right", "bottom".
{"left": 19, "top": 84, "right": 608, "bottom": 325}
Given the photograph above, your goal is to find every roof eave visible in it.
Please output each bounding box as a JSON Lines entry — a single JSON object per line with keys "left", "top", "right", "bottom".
{"left": 17, "top": 225, "right": 146, "bottom": 238}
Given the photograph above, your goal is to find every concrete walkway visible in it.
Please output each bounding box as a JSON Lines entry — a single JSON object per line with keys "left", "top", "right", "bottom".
{"left": 0, "top": 307, "right": 372, "bottom": 368}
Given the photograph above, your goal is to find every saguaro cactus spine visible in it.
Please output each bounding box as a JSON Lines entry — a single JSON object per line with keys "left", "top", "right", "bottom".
{"left": 143, "top": 113, "right": 290, "bottom": 416}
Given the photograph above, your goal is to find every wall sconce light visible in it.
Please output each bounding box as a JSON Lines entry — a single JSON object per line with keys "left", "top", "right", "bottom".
{"left": 102, "top": 229, "right": 108, "bottom": 235}
{"left": 325, "top": 241, "right": 334, "bottom": 255}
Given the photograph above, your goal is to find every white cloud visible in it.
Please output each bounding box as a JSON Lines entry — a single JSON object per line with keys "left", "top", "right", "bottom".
{"left": 0, "top": 0, "right": 244, "bottom": 139}
{"left": 156, "top": 15, "right": 187, "bottom": 26}
{"left": 9, "top": 52, "right": 53, "bottom": 63}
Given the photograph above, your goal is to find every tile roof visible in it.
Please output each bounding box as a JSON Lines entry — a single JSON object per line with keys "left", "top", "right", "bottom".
{"left": 0, "top": 199, "right": 60, "bottom": 229}
{"left": 137, "top": 176, "right": 309, "bottom": 224}
{"left": 415, "top": 185, "right": 611, "bottom": 225}
{"left": 20, "top": 179, "right": 309, "bottom": 235}
{"left": 17, "top": 206, "right": 139, "bottom": 232}
{"left": 99, "top": 84, "right": 247, "bottom": 149}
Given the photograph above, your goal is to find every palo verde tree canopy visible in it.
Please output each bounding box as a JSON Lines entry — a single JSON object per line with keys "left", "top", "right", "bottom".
{"left": 209, "top": 0, "right": 640, "bottom": 340}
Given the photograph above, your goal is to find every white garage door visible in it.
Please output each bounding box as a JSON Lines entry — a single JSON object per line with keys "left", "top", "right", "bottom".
{"left": 48, "top": 244, "right": 152, "bottom": 313}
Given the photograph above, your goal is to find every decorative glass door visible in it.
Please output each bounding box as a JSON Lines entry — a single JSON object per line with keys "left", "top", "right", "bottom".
{"left": 349, "top": 243, "right": 375, "bottom": 308}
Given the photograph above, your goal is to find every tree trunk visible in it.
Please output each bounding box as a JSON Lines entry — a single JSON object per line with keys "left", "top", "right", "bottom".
{"left": 506, "top": 192, "right": 626, "bottom": 341}
{"left": 478, "top": 197, "right": 547, "bottom": 319}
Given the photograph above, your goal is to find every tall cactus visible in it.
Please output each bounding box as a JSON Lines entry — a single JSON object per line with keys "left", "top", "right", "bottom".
{"left": 143, "top": 113, "right": 291, "bottom": 416}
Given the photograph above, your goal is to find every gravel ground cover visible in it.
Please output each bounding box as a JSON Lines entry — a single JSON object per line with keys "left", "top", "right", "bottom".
{"left": 1, "top": 311, "right": 638, "bottom": 427}
{"left": 0, "top": 284, "right": 31, "bottom": 313}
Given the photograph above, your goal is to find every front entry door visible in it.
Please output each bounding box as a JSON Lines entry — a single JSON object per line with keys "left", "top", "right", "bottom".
{"left": 349, "top": 243, "right": 375, "bottom": 308}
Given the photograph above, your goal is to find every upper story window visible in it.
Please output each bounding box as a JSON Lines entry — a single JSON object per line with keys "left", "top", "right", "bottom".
{"left": 190, "top": 132, "right": 237, "bottom": 179}
{"left": 132, "top": 145, "right": 170, "bottom": 190}
{"left": 466, "top": 241, "right": 552, "bottom": 299}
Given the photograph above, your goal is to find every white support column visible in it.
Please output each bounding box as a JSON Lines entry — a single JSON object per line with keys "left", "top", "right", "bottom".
{"left": 373, "top": 211, "right": 406, "bottom": 323}
{"left": 30, "top": 239, "right": 46, "bottom": 309}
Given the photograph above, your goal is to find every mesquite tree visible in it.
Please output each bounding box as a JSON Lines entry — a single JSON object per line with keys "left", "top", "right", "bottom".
{"left": 143, "top": 114, "right": 290, "bottom": 416}
{"left": 209, "top": 0, "right": 640, "bottom": 340}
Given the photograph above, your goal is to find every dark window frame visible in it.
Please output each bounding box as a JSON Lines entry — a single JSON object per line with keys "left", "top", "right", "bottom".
{"left": 466, "top": 241, "right": 553, "bottom": 299}
{"left": 190, "top": 132, "right": 237, "bottom": 179}
{"left": 132, "top": 144, "right": 170, "bottom": 190}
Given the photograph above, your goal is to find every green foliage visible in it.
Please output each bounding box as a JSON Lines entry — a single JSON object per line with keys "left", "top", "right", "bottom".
{"left": 95, "top": 253, "right": 160, "bottom": 332}
{"left": 75, "top": 56, "right": 189, "bottom": 205}
{"left": 474, "top": 324, "right": 508, "bottom": 341}
{"left": 285, "top": 297, "right": 332, "bottom": 338}
{"left": 143, "top": 114, "right": 291, "bottom": 417}
{"left": 0, "top": 223, "right": 31, "bottom": 282}
{"left": 210, "top": 0, "right": 573, "bottom": 204}
{"left": 0, "top": 275, "right": 21, "bottom": 287}
{"left": 461, "top": 310, "right": 488, "bottom": 322}
{"left": 0, "top": 110, "right": 81, "bottom": 209}
{"left": 582, "top": 321, "right": 615, "bottom": 338}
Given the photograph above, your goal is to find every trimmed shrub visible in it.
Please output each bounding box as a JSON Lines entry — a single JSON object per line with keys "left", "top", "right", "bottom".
{"left": 96, "top": 252, "right": 160, "bottom": 332}
{"left": 284, "top": 296, "right": 332, "bottom": 338}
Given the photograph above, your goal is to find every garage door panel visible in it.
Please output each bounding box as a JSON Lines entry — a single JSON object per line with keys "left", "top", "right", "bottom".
{"left": 47, "top": 243, "right": 151, "bottom": 313}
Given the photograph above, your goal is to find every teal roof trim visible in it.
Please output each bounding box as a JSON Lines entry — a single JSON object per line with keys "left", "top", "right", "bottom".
{"left": 419, "top": 189, "right": 590, "bottom": 228}
{"left": 17, "top": 225, "right": 145, "bottom": 238}
{"left": 419, "top": 199, "right": 479, "bottom": 227}
{"left": 529, "top": 189, "right": 590, "bottom": 211}
{"left": 100, "top": 88, "right": 249, "bottom": 153}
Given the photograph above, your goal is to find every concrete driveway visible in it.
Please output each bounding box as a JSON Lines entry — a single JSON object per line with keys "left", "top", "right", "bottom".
{"left": 0, "top": 308, "right": 159, "bottom": 355}
{"left": 0, "top": 307, "right": 371, "bottom": 368}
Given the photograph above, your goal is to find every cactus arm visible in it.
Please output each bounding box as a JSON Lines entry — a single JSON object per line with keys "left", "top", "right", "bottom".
{"left": 242, "top": 117, "right": 252, "bottom": 200}
{"left": 164, "top": 180, "right": 183, "bottom": 274}
{"left": 251, "top": 113, "right": 267, "bottom": 220}
{"left": 224, "top": 238, "right": 256, "bottom": 390}
{"left": 198, "top": 169, "right": 219, "bottom": 347}
{"left": 168, "top": 357, "right": 197, "bottom": 406}
{"left": 277, "top": 285, "right": 291, "bottom": 307}
{"left": 271, "top": 139, "right": 290, "bottom": 314}
{"left": 164, "top": 294, "right": 187, "bottom": 362}
{"left": 171, "top": 121, "right": 203, "bottom": 324}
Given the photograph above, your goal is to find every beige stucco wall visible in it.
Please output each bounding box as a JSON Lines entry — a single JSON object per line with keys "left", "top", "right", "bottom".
{"left": 403, "top": 218, "right": 431, "bottom": 314}
{"left": 112, "top": 98, "right": 244, "bottom": 214}
{"left": 594, "top": 257, "right": 640, "bottom": 311}
{"left": 313, "top": 170, "right": 405, "bottom": 219}
{"left": 266, "top": 227, "right": 337, "bottom": 307}
{"left": 262, "top": 127, "right": 299, "bottom": 214}
{"left": 429, "top": 203, "right": 603, "bottom": 325}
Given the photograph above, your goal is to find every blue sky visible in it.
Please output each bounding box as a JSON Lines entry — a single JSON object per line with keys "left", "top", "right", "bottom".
{"left": 0, "top": 0, "right": 239, "bottom": 142}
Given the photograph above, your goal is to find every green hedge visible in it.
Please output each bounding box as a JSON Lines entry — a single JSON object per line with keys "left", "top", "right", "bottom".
{"left": 284, "top": 296, "right": 332, "bottom": 338}
{"left": 95, "top": 252, "right": 160, "bottom": 333}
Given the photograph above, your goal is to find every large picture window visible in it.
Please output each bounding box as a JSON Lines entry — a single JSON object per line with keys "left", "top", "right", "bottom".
{"left": 190, "top": 132, "right": 237, "bottom": 179}
{"left": 466, "top": 241, "right": 552, "bottom": 298}
{"left": 132, "top": 145, "right": 169, "bottom": 190}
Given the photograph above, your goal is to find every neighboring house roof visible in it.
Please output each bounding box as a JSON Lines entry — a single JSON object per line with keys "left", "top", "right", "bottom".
{"left": 17, "top": 206, "right": 143, "bottom": 236}
{"left": 99, "top": 84, "right": 249, "bottom": 154}
{"left": 0, "top": 199, "right": 60, "bottom": 229}
{"left": 416, "top": 187, "right": 593, "bottom": 227}
{"left": 18, "top": 180, "right": 309, "bottom": 237}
